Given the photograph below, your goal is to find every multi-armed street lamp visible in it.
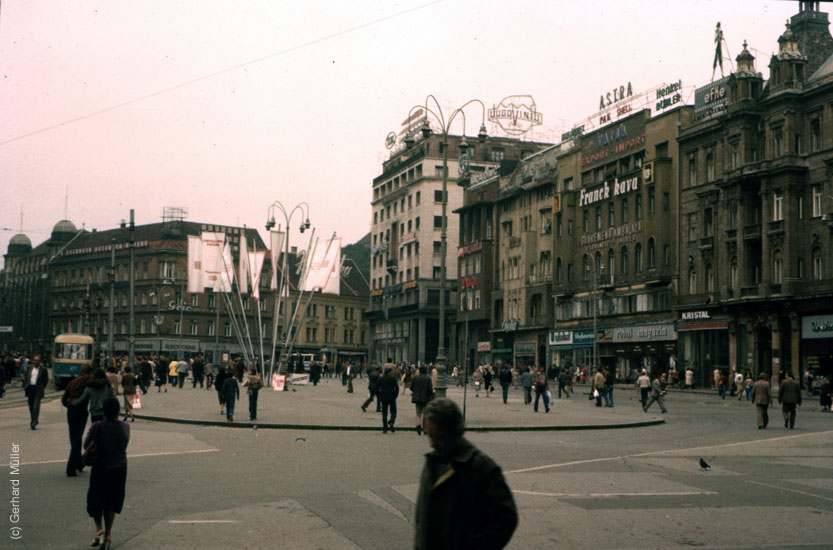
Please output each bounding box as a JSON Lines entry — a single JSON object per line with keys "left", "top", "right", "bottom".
{"left": 265, "top": 201, "right": 310, "bottom": 378}
{"left": 403, "top": 95, "right": 487, "bottom": 398}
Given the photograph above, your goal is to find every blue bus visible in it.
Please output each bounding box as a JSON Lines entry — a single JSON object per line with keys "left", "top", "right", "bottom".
{"left": 53, "top": 334, "right": 94, "bottom": 388}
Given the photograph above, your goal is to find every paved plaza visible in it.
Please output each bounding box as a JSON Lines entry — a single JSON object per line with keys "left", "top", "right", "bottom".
{"left": 2, "top": 376, "right": 832, "bottom": 549}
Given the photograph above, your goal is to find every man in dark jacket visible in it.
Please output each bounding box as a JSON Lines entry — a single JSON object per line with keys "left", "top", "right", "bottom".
{"left": 61, "top": 365, "right": 93, "bottom": 476}
{"left": 778, "top": 372, "right": 802, "bottom": 429}
{"left": 378, "top": 366, "right": 399, "bottom": 433}
{"left": 361, "top": 366, "right": 381, "bottom": 412}
{"left": 23, "top": 355, "right": 49, "bottom": 429}
{"left": 192, "top": 355, "right": 205, "bottom": 388}
{"left": 415, "top": 398, "right": 517, "bottom": 550}
{"left": 410, "top": 366, "right": 433, "bottom": 435}
{"left": 222, "top": 374, "right": 240, "bottom": 422}
{"left": 498, "top": 364, "right": 512, "bottom": 404}
{"left": 310, "top": 362, "right": 322, "bottom": 386}
{"left": 751, "top": 372, "right": 772, "bottom": 429}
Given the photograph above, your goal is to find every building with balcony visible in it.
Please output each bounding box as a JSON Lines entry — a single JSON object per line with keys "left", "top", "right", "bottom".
{"left": 677, "top": 3, "right": 833, "bottom": 387}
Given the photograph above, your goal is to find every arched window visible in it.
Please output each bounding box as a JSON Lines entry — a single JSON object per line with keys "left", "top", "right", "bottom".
{"left": 608, "top": 249, "right": 615, "bottom": 278}
{"left": 772, "top": 250, "right": 783, "bottom": 284}
{"left": 595, "top": 251, "right": 602, "bottom": 275}
{"left": 635, "top": 243, "right": 643, "bottom": 272}
{"left": 556, "top": 257, "right": 562, "bottom": 282}
{"left": 689, "top": 267, "right": 697, "bottom": 295}
{"left": 583, "top": 254, "right": 590, "bottom": 281}
{"left": 705, "top": 263, "right": 714, "bottom": 292}
{"left": 812, "top": 247, "right": 823, "bottom": 280}
{"left": 688, "top": 156, "right": 697, "bottom": 187}
{"left": 647, "top": 237, "right": 656, "bottom": 268}
{"left": 621, "top": 246, "right": 629, "bottom": 275}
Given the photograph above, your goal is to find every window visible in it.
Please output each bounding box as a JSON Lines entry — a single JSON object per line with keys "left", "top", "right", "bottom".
{"left": 160, "top": 261, "right": 176, "bottom": 280}
{"left": 706, "top": 153, "right": 715, "bottom": 181}
{"left": 773, "top": 192, "right": 784, "bottom": 221}
{"left": 635, "top": 243, "right": 643, "bottom": 272}
{"left": 731, "top": 142, "right": 739, "bottom": 169}
{"left": 190, "top": 321, "right": 198, "bottom": 335}
{"left": 433, "top": 216, "right": 443, "bottom": 229}
{"left": 688, "top": 267, "right": 697, "bottom": 295}
{"left": 416, "top": 191, "right": 421, "bottom": 205}
{"left": 813, "top": 247, "right": 823, "bottom": 280}
{"left": 567, "top": 220, "right": 574, "bottom": 235}
{"left": 703, "top": 208, "right": 713, "bottom": 237}
{"left": 798, "top": 258, "right": 804, "bottom": 279}
{"left": 812, "top": 119, "right": 821, "bottom": 152}
{"left": 773, "top": 251, "right": 783, "bottom": 284}
{"left": 663, "top": 245, "right": 670, "bottom": 266}
{"left": 434, "top": 166, "right": 446, "bottom": 178}
{"left": 174, "top": 319, "right": 182, "bottom": 335}
{"left": 812, "top": 187, "right": 822, "bottom": 217}
{"left": 688, "top": 213, "right": 697, "bottom": 241}
{"left": 608, "top": 202, "right": 615, "bottom": 226}
{"left": 583, "top": 209, "right": 589, "bottom": 232}
{"left": 688, "top": 157, "right": 697, "bottom": 187}
{"left": 434, "top": 190, "right": 444, "bottom": 202}
{"left": 582, "top": 255, "right": 590, "bottom": 281}
{"left": 647, "top": 237, "right": 656, "bottom": 268}
{"left": 728, "top": 202, "right": 738, "bottom": 229}
{"left": 798, "top": 195, "right": 804, "bottom": 219}
{"left": 556, "top": 257, "right": 562, "bottom": 282}
{"left": 648, "top": 186, "right": 655, "bottom": 214}
{"left": 207, "top": 320, "right": 215, "bottom": 336}
{"left": 139, "top": 319, "right": 146, "bottom": 334}
{"left": 433, "top": 266, "right": 441, "bottom": 279}
{"left": 729, "top": 257, "right": 738, "bottom": 290}
{"left": 608, "top": 249, "right": 615, "bottom": 277}
{"left": 490, "top": 148, "right": 505, "bottom": 161}
{"left": 773, "top": 128, "right": 783, "bottom": 156}
{"left": 663, "top": 192, "right": 669, "bottom": 211}
{"left": 595, "top": 206, "right": 602, "bottom": 230}
{"left": 567, "top": 263, "right": 573, "bottom": 283}
{"left": 620, "top": 246, "right": 629, "bottom": 275}
{"left": 635, "top": 193, "right": 642, "bottom": 220}
{"left": 556, "top": 213, "right": 563, "bottom": 237}
{"left": 621, "top": 198, "right": 628, "bottom": 223}
{"left": 705, "top": 264, "right": 714, "bottom": 292}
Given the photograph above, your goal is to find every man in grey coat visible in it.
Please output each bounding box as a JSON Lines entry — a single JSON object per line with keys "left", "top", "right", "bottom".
{"left": 414, "top": 398, "right": 517, "bottom": 550}
{"left": 778, "top": 372, "right": 802, "bottom": 429}
{"left": 643, "top": 372, "right": 668, "bottom": 414}
{"left": 751, "top": 372, "right": 772, "bottom": 429}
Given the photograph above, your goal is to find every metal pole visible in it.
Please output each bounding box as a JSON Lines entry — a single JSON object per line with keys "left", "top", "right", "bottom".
{"left": 128, "top": 209, "right": 135, "bottom": 370}
{"left": 107, "top": 240, "right": 115, "bottom": 366}
{"left": 434, "top": 134, "right": 450, "bottom": 398}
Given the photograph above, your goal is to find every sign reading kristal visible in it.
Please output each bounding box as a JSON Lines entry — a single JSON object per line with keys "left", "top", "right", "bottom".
{"left": 488, "top": 95, "right": 543, "bottom": 135}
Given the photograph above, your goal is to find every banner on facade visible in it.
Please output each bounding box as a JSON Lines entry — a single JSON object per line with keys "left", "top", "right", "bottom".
{"left": 304, "top": 235, "right": 341, "bottom": 294}
{"left": 187, "top": 235, "right": 204, "bottom": 294}
{"left": 238, "top": 235, "right": 249, "bottom": 295}
{"left": 249, "top": 251, "right": 266, "bottom": 300}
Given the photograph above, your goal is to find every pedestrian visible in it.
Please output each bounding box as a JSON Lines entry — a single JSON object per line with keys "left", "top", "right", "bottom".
{"left": 718, "top": 373, "right": 727, "bottom": 399}
{"left": 72, "top": 368, "right": 117, "bottom": 423}
{"left": 23, "top": 354, "right": 49, "bottom": 430}
{"left": 821, "top": 377, "right": 833, "bottom": 411}
{"left": 215, "top": 366, "right": 228, "bottom": 415}
{"left": 473, "top": 366, "right": 483, "bottom": 398}
{"left": 592, "top": 368, "right": 605, "bottom": 407}
{"left": 533, "top": 366, "right": 550, "bottom": 413}
{"left": 643, "top": 372, "right": 668, "bottom": 413}
{"left": 155, "top": 355, "right": 169, "bottom": 392}
{"left": 751, "top": 372, "right": 772, "bottom": 429}
{"left": 106, "top": 366, "right": 120, "bottom": 396}
{"left": 636, "top": 369, "right": 651, "bottom": 409}
{"left": 410, "top": 366, "right": 434, "bottom": 435}
{"left": 685, "top": 367, "right": 694, "bottom": 389}
{"left": 499, "top": 363, "right": 512, "bottom": 404}
{"left": 176, "top": 359, "right": 188, "bottom": 389}
{"left": 204, "top": 362, "right": 215, "bottom": 390}
{"left": 378, "top": 366, "right": 399, "bottom": 433}
{"left": 222, "top": 372, "right": 240, "bottom": 422}
{"left": 341, "top": 361, "right": 348, "bottom": 386}
{"left": 245, "top": 368, "right": 263, "bottom": 421}
{"left": 120, "top": 365, "right": 136, "bottom": 422}
{"left": 83, "top": 396, "right": 129, "bottom": 550}
{"left": 192, "top": 355, "right": 205, "bottom": 388}
{"left": 778, "top": 372, "right": 801, "bottom": 429}
{"left": 604, "top": 367, "right": 615, "bottom": 407}
{"left": 521, "top": 367, "right": 533, "bottom": 405}
{"left": 310, "top": 361, "right": 321, "bottom": 386}
{"left": 361, "top": 366, "right": 382, "bottom": 413}
{"left": 483, "top": 365, "right": 493, "bottom": 398}
{"left": 565, "top": 368, "right": 574, "bottom": 395}
{"left": 557, "top": 369, "right": 570, "bottom": 399}
{"left": 744, "top": 373, "right": 753, "bottom": 401}
{"left": 62, "top": 365, "right": 93, "bottom": 477}
{"left": 140, "top": 358, "right": 152, "bottom": 395}
{"left": 403, "top": 365, "right": 413, "bottom": 395}
{"left": 414, "top": 398, "right": 517, "bottom": 550}
{"left": 735, "top": 370, "right": 745, "bottom": 400}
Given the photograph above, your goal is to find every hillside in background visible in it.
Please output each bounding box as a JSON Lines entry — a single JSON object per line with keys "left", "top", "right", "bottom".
{"left": 342, "top": 232, "right": 370, "bottom": 283}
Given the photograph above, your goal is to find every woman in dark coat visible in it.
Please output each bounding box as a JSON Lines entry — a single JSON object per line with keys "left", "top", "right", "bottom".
{"left": 215, "top": 366, "right": 228, "bottom": 415}
{"left": 84, "top": 397, "right": 129, "bottom": 549}
{"left": 410, "top": 366, "right": 433, "bottom": 435}
{"left": 483, "top": 367, "right": 493, "bottom": 398}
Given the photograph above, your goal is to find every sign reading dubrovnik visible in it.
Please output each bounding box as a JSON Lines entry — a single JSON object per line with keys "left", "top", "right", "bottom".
{"left": 488, "top": 95, "right": 543, "bottom": 135}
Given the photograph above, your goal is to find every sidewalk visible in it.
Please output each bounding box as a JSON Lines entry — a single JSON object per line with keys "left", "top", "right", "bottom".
{"left": 131, "top": 377, "right": 664, "bottom": 431}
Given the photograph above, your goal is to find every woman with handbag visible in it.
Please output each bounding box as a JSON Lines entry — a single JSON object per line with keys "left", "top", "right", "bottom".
{"left": 83, "top": 397, "right": 129, "bottom": 549}
{"left": 120, "top": 366, "right": 137, "bottom": 422}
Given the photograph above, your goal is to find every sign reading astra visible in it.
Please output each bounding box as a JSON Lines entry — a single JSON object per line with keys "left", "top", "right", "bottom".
{"left": 579, "top": 176, "right": 640, "bottom": 206}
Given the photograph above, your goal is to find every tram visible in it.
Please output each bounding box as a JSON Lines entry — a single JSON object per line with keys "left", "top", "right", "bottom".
{"left": 53, "top": 333, "right": 94, "bottom": 388}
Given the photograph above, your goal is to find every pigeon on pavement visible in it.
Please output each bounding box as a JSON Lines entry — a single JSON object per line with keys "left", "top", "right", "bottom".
{"left": 699, "top": 458, "right": 711, "bottom": 470}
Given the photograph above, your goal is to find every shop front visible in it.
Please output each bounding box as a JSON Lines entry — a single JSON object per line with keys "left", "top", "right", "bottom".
{"left": 677, "top": 310, "right": 730, "bottom": 387}
{"left": 598, "top": 323, "right": 677, "bottom": 381}
{"left": 514, "top": 341, "right": 537, "bottom": 370}
{"left": 548, "top": 329, "right": 594, "bottom": 374}
{"left": 801, "top": 314, "right": 833, "bottom": 377}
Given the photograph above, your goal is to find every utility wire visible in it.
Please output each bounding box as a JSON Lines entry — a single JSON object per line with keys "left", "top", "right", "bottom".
{"left": 0, "top": 0, "right": 442, "bottom": 147}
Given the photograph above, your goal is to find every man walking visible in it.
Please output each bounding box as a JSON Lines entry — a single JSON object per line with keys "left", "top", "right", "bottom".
{"left": 751, "top": 372, "right": 772, "bottom": 429}
{"left": 778, "top": 372, "right": 801, "bottom": 429}
{"left": 557, "top": 369, "right": 570, "bottom": 399}
{"left": 245, "top": 368, "right": 263, "bottom": 421}
{"left": 361, "top": 366, "right": 381, "bottom": 413}
{"left": 498, "top": 363, "right": 513, "bottom": 404}
{"left": 23, "top": 355, "right": 49, "bottom": 429}
{"left": 533, "top": 366, "right": 550, "bottom": 413}
{"left": 592, "top": 367, "right": 605, "bottom": 407}
{"left": 636, "top": 369, "right": 651, "bottom": 409}
{"left": 378, "top": 366, "right": 399, "bottom": 433}
{"left": 410, "top": 366, "right": 433, "bottom": 435}
{"left": 414, "top": 398, "right": 517, "bottom": 550}
{"left": 521, "top": 367, "right": 534, "bottom": 405}
{"left": 222, "top": 373, "right": 240, "bottom": 422}
{"left": 643, "top": 372, "right": 668, "bottom": 413}
{"left": 192, "top": 354, "right": 205, "bottom": 388}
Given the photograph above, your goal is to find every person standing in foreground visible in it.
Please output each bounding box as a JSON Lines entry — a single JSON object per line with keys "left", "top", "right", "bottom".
{"left": 414, "top": 398, "right": 517, "bottom": 550}
{"left": 23, "top": 355, "right": 49, "bottom": 429}
{"left": 778, "top": 372, "right": 802, "bottom": 429}
{"left": 361, "top": 366, "right": 382, "bottom": 413}
{"left": 84, "top": 397, "right": 129, "bottom": 550}
{"left": 643, "top": 372, "right": 668, "bottom": 414}
{"left": 62, "top": 365, "right": 93, "bottom": 476}
{"left": 635, "top": 369, "right": 651, "bottom": 409}
{"left": 378, "top": 366, "right": 399, "bottom": 433}
{"left": 533, "top": 366, "right": 550, "bottom": 413}
{"left": 410, "top": 366, "right": 434, "bottom": 435}
{"left": 751, "top": 372, "right": 772, "bottom": 429}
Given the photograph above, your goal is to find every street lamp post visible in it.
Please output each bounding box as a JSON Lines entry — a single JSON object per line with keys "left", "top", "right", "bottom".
{"left": 264, "top": 201, "right": 310, "bottom": 380}
{"left": 588, "top": 262, "right": 605, "bottom": 375}
{"left": 404, "top": 95, "right": 487, "bottom": 398}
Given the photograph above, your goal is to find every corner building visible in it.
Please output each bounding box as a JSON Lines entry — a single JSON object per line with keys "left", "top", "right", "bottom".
{"left": 677, "top": 3, "right": 833, "bottom": 387}
{"left": 552, "top": 106, "right": 691, "bottom": 379}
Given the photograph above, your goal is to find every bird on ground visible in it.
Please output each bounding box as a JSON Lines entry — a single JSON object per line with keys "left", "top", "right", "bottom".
{"left": 699, "top": 458, "right": 711, "bottom": 470}
{"left": 295, "top": 437, "right": 306, "bottom": 442}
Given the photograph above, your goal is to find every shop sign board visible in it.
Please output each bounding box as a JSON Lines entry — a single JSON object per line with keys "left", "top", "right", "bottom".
{"left": 515, "top": 342, "right": 536, "bottom": 355}
{"left": 610, "top": 323, "right": 676, "bottom": 343}
{"left": 694, "top": 76, "right": 729, "bottom": 120}
{"left": 573, "top": 329, "right": 595, "bottom": 347}
{"left": 802, "top": 314, "right": 833, "bottom": 340}
{"left": 477, "top": 341, "right": 491, "bottom": 352}
{"left": 548, "top": 330, "right": 573, "bottom": 346}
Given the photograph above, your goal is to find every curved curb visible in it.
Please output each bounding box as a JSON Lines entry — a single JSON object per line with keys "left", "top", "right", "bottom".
{"left": 132, "top": 414, "right": 665, "bottom": 431}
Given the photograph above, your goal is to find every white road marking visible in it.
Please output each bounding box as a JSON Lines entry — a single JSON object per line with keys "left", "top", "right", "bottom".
{"left": 357, "top": 489, "right": 409, "bottom": 521}
{"left": 168, "top": 520, "right": 240, "bottom": 524}
{"left": 513, "top": 489, "right": 716, "bottom": 498}
{"left": 746, "top": 480, "right": 833, "bottom": 503}
{"left": 505, "top": 429, "right": 833, "bottom": 475}
{"left": 10, "top": 447, "right": 219, "bottom": 466}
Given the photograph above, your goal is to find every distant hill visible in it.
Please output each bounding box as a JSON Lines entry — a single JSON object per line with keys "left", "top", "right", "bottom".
{"left": 342, "top": 233, "right": 370, "bottom": 283}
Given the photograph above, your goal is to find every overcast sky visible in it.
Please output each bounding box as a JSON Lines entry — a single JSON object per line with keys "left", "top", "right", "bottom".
{"left": 0, "top": 0, "right": 801, "bottom": 268}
